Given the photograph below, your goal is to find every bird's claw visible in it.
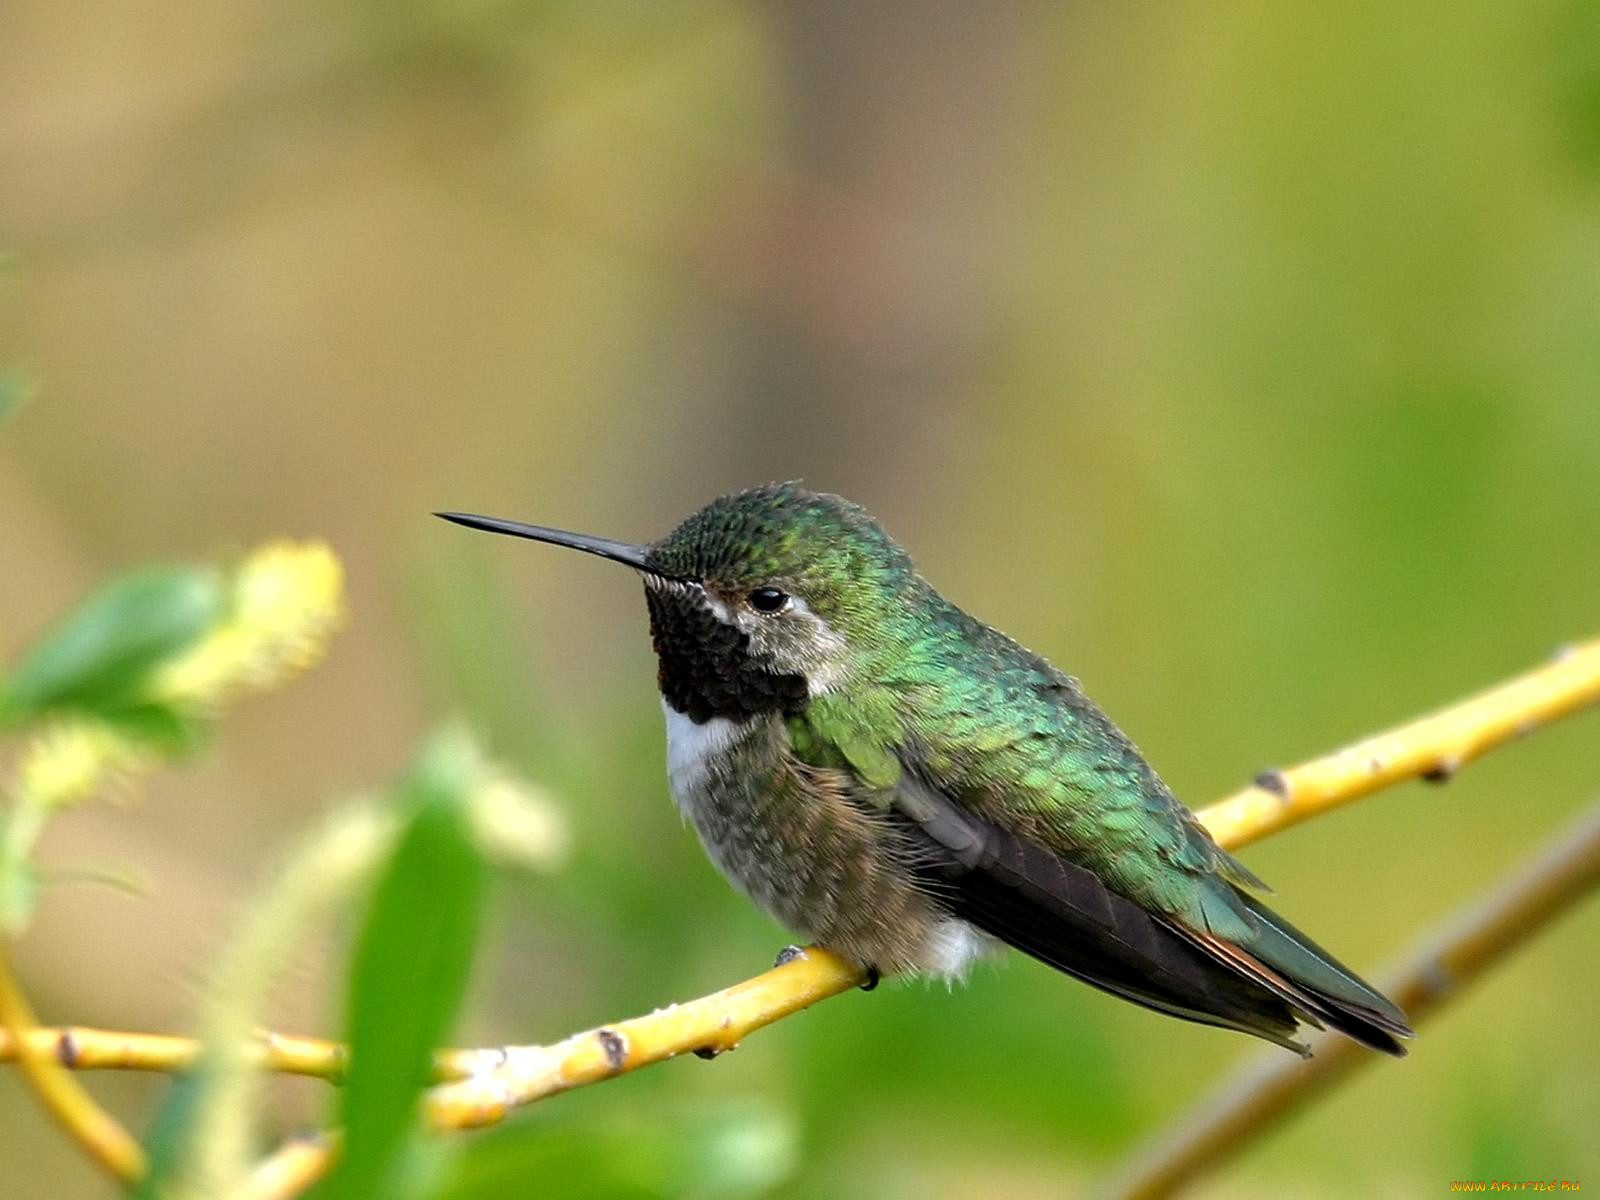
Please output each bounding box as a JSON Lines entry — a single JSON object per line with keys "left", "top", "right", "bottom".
{"left": 773, "top": 944, "right": 806, "bottom": 968}
{"left": 860, "top": 965, "right": 880, "bottom": 991}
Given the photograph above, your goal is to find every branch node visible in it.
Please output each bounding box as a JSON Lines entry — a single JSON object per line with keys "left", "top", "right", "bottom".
{"left": 1421, "top": 756, "right": 1461, "bottom": 783}
{"left": 1252, "top": 769, "right": 1289, "bottom": 799}
{"left": 1415, "top": 957, "right": 1459, "bottom": 1001}
{"left": 595, "top": 1028, "right": 627, "bottom": 1073}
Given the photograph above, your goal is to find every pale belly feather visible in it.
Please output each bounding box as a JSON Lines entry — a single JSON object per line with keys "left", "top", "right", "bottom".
{"left": 659, "top": 700, "right": 988, "bottom": 978}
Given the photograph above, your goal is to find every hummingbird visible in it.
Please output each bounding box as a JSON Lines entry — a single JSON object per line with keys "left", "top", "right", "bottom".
{"left": 439, "top": 484, "right": 1411, "bottom": 1055}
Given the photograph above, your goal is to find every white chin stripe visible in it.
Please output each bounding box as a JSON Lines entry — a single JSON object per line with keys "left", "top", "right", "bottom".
{"left": 644, "top": 575, "right": 732, "bottom": 623}
{"left": 661, "top": 700, "right": 750, "bottom": 797}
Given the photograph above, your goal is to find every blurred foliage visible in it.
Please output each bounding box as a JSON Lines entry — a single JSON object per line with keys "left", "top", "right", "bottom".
{"left": 0, "top": 544, "right": 341, "bottom": 932}
{"left": 436, "top": 1104, "right": 798, "bottom": 1200}
{"left": 0, "top": 566, "right": 222, "bottom": 728}
{"left": 3, "top": 0, "right": 1599, "bottom": 1197}
{"left": 313, "top": 733, "right": 487, "bottom": 1200}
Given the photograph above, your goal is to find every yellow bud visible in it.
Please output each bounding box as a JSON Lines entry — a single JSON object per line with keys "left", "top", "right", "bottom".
{"left": 16, "top": 718, "right": 149, "bottom": 811}
{"left": 152, "top": 541, "right": 345, "bottom": 709}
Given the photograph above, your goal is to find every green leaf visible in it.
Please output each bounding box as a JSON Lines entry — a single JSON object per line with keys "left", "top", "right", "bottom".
{"left": 99, "top": 700, "right": 211, "bottom": 758}
{"left": 0, "top": 565, "right": 222, "bottom": 723}
{"left": 311, "top": 732, "right": 488, "bottom": 1200}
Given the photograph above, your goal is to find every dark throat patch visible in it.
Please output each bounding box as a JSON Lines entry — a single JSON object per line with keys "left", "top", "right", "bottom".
{"left": 645, "top": 585, "right": 808, "bottom": 724}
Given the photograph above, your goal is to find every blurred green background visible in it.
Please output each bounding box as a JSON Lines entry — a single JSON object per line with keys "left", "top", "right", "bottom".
{"left": 3, "top": 1, "right": 1599, "bottom": 1195}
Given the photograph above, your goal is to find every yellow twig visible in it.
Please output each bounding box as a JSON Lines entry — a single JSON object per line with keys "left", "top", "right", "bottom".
{"left": 1098, "top": 797, "right": 1600, "bottom": 1200}
{"left": 0, "top": 944, "right": 146, "bottom": 1183}
{"left": 424, "top": 945, "right": 865, "bottom": 1130}
{"left": 0, "top": 1024, "right": 482, "bottom": 1084}
{"left": 232, "top": 953, "right": 866, "bottom": 1200}
{"left": 1201, "top": 639, "right": 1600, "bottom": 850}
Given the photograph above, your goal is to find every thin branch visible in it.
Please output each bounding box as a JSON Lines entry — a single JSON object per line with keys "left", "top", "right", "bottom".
{"left": 424, "top": 944, "right": 866, "bottom": 1130}
{"left": 1097, "top": 797, "right": 1600, "bottom": 1200}
{"left": 1202, "top": 638, "right": 1600, "bottom": 850}
{"left": 0, "top": 1024, "right": 485, "bottom": 1084}
{"left": 234, "top": 951, "right": 867, "bottom": 1200}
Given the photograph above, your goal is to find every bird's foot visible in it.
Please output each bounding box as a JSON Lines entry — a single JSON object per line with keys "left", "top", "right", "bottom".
{"left": 772, "top": 945, "right": 877, "bottom": 990}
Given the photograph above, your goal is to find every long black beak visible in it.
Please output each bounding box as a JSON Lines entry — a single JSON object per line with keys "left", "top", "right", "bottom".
{"left": 436, "top": 511, "right": 686, "bottom": 579}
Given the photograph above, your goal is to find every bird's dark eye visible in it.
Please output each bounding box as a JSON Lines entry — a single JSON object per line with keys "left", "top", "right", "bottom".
{"left": 747, "top": 587, "right": 789, "bottom": 614}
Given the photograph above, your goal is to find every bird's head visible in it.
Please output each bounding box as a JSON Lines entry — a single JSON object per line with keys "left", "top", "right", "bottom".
{"left": 438, "top": 483, "right": 916, "bottom": 723}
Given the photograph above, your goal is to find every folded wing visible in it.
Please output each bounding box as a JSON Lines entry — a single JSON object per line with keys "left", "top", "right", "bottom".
{"left": 891, "top": 774, "right": 1410, "bottom": 1055}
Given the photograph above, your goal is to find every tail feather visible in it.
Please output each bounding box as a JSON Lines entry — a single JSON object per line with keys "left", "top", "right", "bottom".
{"left": 1179, "top": 890, "right": 1413, "bottom": 1055}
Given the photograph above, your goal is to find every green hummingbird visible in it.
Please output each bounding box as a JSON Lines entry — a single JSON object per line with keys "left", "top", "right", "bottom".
{"left": 439, "top": 484, "right": 1411, "bottom": 1055}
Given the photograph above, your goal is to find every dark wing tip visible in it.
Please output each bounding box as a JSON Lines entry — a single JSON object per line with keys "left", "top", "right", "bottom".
{"left": 1180, "top": 923, "right": 1414, "bottom": 1057}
